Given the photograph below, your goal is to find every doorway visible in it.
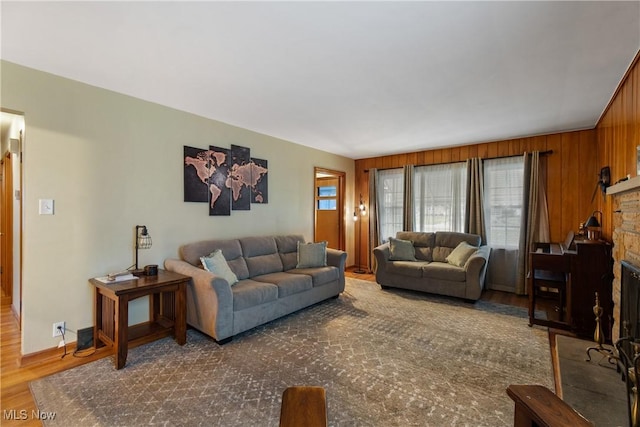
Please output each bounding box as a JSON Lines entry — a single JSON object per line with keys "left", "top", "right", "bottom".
{"left": 1, "top": 110, "right": 24, "bottom": 324}
{"left": 314, "top": 168, "right": 346, "bottom": 251}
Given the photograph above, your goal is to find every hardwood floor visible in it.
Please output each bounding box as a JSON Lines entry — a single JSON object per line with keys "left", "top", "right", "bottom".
{"left": 0, "top": 303, "right": 107, "bottom": 426}
{"left": 0, "top": 271, "right": 535, "bottom": 426}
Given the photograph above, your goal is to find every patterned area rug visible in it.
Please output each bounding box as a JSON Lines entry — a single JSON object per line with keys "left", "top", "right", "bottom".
{"left": 30, "top": 278, "right": 553, "bottom": 426}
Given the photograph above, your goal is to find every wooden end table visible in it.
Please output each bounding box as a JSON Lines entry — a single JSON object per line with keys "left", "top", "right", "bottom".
{"left": 90, "top": 269, "right": 190, "bottom": 369}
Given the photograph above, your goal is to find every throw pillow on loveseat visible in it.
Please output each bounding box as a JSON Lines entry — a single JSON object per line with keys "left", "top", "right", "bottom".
{"left": 373, "top": 231, "right": 490, "bottom": 301}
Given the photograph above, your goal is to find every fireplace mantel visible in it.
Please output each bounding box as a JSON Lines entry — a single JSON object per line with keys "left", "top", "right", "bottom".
{"left": 607, "top": 175, "right": 640, "bottom": 196}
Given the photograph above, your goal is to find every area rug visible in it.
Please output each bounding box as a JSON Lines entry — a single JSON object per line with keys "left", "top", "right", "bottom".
{"left": 30, "top": 278, "right": 553, "bottom": 426}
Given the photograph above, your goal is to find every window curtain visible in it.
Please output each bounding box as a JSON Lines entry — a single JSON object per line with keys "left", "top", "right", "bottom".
{"left": 465, "top": 158, "right": 486, "bottom": 244}
{"left": 483, "top": 156, "right": 524, "bottom": 292}
{"left": 403, "top": 165, "right": 414, "bottom": 231}
{"left": 413, "top": 163, "right": 467, "bottom": 232}
{"left": 376, "top": 168, "right": 404, "bottom": 243}
{"left": 516, "top": 151, "right": 550, "bottom": 294}
{"left": 367, "top": 168, "right": 379, "bottom": 273}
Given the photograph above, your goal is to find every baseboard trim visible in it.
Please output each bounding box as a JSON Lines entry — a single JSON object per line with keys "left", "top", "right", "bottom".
{"left": 19, "top": 341, "right": 78, "bottom": 367}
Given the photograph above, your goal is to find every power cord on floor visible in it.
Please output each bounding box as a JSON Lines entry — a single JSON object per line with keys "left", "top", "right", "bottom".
{"left": 57, "top": 325, "right": 97, "bottom": 358}
{"left": 57, "top": 325, "right": 68, "bottom": 359}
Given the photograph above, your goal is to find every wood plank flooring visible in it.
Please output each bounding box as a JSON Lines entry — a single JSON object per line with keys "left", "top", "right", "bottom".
{"left": 0, "top": 270, "right": 534, "bottom": 426}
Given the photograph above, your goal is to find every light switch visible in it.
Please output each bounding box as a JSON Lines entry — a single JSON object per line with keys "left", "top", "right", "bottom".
{"left": 39, "top": 199, "right": 54, "bottom": 215}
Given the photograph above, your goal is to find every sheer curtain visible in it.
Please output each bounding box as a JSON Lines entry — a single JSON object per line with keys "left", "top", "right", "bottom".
{"left": 413, "top": 163, "right": 467, "bottom": 232}
{"left": 483, "top": 156, "right": 524, "bottom": 292}
{"left": 376, "top": 168, "right": 404, "bottom": 243}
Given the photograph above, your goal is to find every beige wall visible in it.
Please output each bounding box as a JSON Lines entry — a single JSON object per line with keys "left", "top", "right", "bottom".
{"left": 1, "top": 61, "right": 354, "bottom": 354}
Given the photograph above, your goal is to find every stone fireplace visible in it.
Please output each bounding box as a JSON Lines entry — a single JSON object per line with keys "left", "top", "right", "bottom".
{"left": 608, "top": 176, "right": 640, "bottom": 342}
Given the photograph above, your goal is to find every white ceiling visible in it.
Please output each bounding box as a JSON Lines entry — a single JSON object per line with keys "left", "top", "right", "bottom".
{"left": 2, "top": 1, "right": 639, "bottom": 160}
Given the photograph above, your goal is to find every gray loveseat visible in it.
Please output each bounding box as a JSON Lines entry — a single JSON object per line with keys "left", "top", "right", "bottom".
{"left": 164, "top": 235, "right": 347, "bottom": 343}
{"left": 373, "top": 231, "right": 490, "bottom": 301}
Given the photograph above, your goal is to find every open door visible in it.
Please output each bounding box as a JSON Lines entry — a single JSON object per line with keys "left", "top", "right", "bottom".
{"left": 314, "top": 168, "right": 345, "bottom": 250}
{"left": 0, "top": 151, "right": 12, "bottom": 305}
{"left": 1, "top": 111, "right": 24, "bottom": 324}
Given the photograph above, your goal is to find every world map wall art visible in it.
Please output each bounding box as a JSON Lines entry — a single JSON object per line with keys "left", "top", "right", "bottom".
{"left": 183, "top": 144, "right": 268, "bottom": 216}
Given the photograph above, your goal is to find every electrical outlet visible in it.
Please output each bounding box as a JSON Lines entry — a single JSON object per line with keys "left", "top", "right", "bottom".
{"left": 52, "top": 321, "right": 65, "bottom": 338}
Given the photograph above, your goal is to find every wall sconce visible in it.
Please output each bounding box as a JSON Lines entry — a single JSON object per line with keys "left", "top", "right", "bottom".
{"left": 585, "top": 211, "right": 603, "bottom": 241}
{"left": 134, "top": 225, "right": 152, "bottom": 275}
{"left": 353, "top": 194, "right": 367, "bottom": 274}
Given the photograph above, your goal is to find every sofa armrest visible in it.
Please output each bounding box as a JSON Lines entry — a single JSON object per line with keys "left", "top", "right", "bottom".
{"left": 326, "top": 248, "right": 347, "bottom": 270}
{"left": 326, "top": 248, "right": 347, "bottom": 286}
{"left": 372, "top": 243, "right": 391, "bottom": 273}
{"left": 464, "top": 245, "right": 491, "bottom": 299}
{"left": 164, "top": 258, "right": 234, "bottom": 341}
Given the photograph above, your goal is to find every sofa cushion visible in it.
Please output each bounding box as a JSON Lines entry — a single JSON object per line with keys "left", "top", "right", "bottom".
{"left": 389, "top": 237, "right": 417, "bottom": 261}
{"left": 396, "top": 232, "right": 434, "bottom": 261}
{"left": 297, "top": 241, "right": 327, "bottom": 268}
{"left": 240, "top": 236, "right": 284, "bottom": 277}
{"left": 446, "top": 241, "right": 478, "bottom": 267}
{"left": 396, "top": 231, "right": 435, "bottom": 247}
{"left": 246, "top": 253, "right": 284, "bottom": 277}
{"left": 253, "top": 272, "right": 313, "bottom": 298}
{"left": 232, "top": 279, "right": 279, "bottom": 311}
{"left": 433, "top": 232, "right": 481, "bottom": 262}
{"left": 386, "top": 260, "right": 429, "bottom": 278}
{"left": 275, "top": 235, "right": 305, "bottom": 270}
{"left": 200, "top": 249, "right": 239, "bottom": 286}
{"left": 422, "top": 262, "right": 466, "bottom": 282}
{"left": 289, "top": 266, "right": 339, "bottom": 286}
{"left": 180, "top": 238, "right": 250, "bottom": 279}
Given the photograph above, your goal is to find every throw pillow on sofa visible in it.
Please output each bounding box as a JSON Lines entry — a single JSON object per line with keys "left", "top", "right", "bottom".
{"left": 297, "top": 241, "right": 327, "bottom": 268}
{"left": 389, "top": 237, "right": 416, "bottom": 261}
{"left": 445, "top": 241, "right": 478, "bottom": 267}
{"left": 201, "top": 249, "right": 239, "bottom": 286}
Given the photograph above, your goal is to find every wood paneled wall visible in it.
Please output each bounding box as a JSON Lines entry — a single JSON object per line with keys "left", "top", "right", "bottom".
{"left": 354, "top": 130, "right": 598, "bottom": 270}
{"left": 353, "top": 49, "right": 640, "bottom": 271}
{"left": 596, "top": 50, "right": 640, "bottom": 240}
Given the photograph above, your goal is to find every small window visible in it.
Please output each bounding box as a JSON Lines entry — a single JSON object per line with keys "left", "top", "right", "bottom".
{"left": 318, "top": 186, "right": 337, "bottom": 197}
{"left": 317, "top": 199, "right": 337, "bottom": 210}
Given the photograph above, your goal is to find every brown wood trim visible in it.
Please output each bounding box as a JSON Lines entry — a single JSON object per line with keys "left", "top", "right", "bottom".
{"left": 19, "top": 341, "right": 113, "bottom": 367}
{"left": 313, "top": 167, "right": 346, "bottom": 251}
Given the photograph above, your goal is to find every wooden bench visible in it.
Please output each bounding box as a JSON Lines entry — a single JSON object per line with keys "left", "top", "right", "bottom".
{"left": 507, "top": 384, "right": 592, "bottom": 426}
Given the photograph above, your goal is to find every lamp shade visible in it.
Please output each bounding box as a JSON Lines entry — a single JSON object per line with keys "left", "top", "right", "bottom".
{"left": 585, "top": 215, "right": 600, "bottom": 228}
{"left": 585, "top": 211, "right": 602, "bottom": 241}
{"left": 137, "top": 226, "right": 152, "bottom": 249}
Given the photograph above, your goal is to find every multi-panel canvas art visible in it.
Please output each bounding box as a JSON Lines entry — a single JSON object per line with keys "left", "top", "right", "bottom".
{"left": 183, "top": 144, "right": 268, "bottom": 216}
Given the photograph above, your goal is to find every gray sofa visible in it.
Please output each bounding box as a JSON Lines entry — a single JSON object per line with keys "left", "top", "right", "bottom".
{"left": 164, "top": 235, "right": 347, "bottom": 343}
{"left": 373, "top": 231, "right": 490, "bottom": 301}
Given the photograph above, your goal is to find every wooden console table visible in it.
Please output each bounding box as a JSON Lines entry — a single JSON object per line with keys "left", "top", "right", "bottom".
{"left": 90, "top": 269, "right": 189, "bottom": 369}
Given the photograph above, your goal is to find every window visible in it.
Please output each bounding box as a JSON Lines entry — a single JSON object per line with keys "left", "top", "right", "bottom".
{"left": 377, "top": 168, "right": 404, "bottom": 242}
{"left": 483, "top": 157, "right": 524, "bottom": 248}
{"left": 413, "top": 163, "right": 467, "bottom": 232}
{"left": 317, "top": 185, "right": 337, "bottom": 210}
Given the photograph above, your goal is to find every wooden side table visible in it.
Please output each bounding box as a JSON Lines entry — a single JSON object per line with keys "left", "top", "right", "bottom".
{"left": 90, "top": 269, "right": 190, "bottom": 369}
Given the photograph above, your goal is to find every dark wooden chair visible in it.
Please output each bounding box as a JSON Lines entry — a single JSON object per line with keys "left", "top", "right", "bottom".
{"left": 528, "top": 243, "right": 572, "bottom": 329}
{"left": 279, "top": 386, "right": 327, "bottom": 427}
